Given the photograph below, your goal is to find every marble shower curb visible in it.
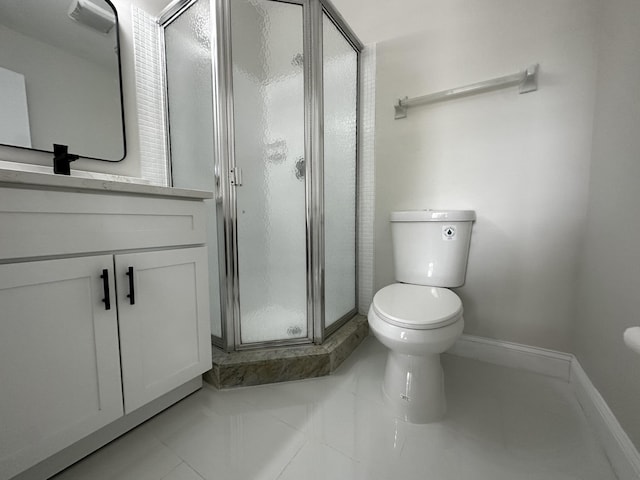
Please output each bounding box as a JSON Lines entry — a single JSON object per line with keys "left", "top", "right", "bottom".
{"left": 204, "top": 315, "right": 369, "bottom": 389}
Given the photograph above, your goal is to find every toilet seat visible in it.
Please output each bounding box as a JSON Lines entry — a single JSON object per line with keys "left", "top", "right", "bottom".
{"left": 372, "top": 283, "right": 462, "bottom": 330}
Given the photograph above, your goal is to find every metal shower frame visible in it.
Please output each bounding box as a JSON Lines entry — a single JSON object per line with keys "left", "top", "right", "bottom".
{"left": 160, "top": 0, "right": 363, "bottom": 351}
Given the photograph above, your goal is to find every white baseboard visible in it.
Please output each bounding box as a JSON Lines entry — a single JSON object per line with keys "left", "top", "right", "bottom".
{"left": 571, "top": 359, "right": 640, "bottom": 480}
{"left": 449, "top": 334, "right": 640, "bottom": 480}
{"left": 448, "top": 334, "right": 573, "bottom": 381}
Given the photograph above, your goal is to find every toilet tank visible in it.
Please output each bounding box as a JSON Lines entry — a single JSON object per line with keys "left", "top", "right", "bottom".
{"left": 391, "top": 210, "right": 476, "bottom": 287}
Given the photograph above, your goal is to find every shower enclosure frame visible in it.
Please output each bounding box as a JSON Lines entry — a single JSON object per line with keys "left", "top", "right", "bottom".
{"left": 160, "top": 0, "right": 363, "bottom": 351}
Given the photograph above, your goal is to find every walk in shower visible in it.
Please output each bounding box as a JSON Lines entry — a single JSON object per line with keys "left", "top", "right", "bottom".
{"left": 160, "top": 0, "right": 362, "bottom": 351}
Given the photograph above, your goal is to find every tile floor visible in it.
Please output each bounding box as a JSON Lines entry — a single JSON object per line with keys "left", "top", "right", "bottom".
{"left": 53, "top": 337, "right": 617, "bottom": 480}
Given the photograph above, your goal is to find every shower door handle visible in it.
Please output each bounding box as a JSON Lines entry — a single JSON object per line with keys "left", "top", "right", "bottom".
{"left": 230, "top": 167, "right": 243, "bottom": 186}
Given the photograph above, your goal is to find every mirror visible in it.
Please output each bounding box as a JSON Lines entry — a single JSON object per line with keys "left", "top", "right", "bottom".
{"left": 0, "top": 0, "right": 125, "bottom": 161}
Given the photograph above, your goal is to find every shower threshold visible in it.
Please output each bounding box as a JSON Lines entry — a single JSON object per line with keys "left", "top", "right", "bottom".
{"left": 205, "top": 315, "right": 368, "bottom": 389}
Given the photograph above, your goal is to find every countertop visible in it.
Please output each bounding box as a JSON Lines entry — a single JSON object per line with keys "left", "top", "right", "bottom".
{"left": 0, "top": 161, "right": 213, "bottom": 200}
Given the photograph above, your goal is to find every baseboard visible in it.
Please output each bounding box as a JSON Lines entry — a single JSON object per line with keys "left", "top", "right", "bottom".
{"left": 448, "top": 334, "right": 640, "bottom": 479}
{"left": 571, "top": 359, "right": 640, "bottom": 480}
{"left": 448, "top": 334, "right": 573, "bottom": 381}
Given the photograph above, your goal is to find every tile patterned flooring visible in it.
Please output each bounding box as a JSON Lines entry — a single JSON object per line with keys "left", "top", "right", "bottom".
{"left": 53, "top": 337, "right": 617, "bottom": 480}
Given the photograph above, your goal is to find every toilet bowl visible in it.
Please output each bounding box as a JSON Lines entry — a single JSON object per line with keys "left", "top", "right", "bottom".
{"left": 368, "top": 283, "right": 464, "bottom": 423}
{"left": 368, "top": 209, "right": 475, "bottom": 423}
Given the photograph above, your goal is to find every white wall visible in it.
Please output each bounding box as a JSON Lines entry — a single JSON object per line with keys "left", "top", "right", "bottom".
{"left": 336, "top": 0, "right": 598, "bottom": 351}
{"left": 574, "top": 0, "right": 640, "bottom": 450}
{"left": 134, "top": 0, "right": 168, "bottom": 18}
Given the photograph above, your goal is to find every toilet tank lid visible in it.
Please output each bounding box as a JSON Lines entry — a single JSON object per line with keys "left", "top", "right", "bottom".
{"left": 391, "top": 210, "right": 476, "bottom": 222}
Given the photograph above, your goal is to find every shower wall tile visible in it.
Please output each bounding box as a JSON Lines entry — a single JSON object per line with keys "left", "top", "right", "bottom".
{"left": 358, "top": 45, "right": 376, "bottom": 314}
{"left": 132, "top": 6, "right": 169, "bottom": 187}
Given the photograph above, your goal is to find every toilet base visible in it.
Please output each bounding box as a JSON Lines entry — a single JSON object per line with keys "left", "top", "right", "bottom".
{"left": 382, "top": 351, "right": 446, "bottom": 424}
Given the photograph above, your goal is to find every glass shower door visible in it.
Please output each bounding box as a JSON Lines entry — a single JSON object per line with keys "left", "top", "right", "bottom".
{"left": 323, "top": 13, "right": 357, "bottom": 330}
{"left": 230, "top": 0, "right": 308, "bottom": 345}
{"left": 163, "top": 0, "right": 224, "bottom": 340}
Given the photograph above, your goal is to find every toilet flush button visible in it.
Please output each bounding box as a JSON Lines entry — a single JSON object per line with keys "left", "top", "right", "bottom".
{"left": 442, "top": 225, "right": 456, "bottom": 240}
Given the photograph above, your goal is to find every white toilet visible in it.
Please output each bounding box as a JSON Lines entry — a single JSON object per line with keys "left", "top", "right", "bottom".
{"left": 368, "top": 209, "right": 475, "bottom": 423}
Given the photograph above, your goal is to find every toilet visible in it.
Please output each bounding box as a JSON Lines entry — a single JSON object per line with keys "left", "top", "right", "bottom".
{"left": 368, "top": 209, "right": 475, "bottom": 423}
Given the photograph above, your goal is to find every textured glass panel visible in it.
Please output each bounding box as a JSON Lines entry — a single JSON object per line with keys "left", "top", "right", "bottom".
{"left": 164, "top": 1, "right": 223, "bottom": 337}
{"left": 231, "top": 0, "right": 307, "bottom": 344}
{"left": 165, "top": 0, "right": 213, "bottom": 191}
{"left": 323, "top": 14, "right": 357, "bottom": 328}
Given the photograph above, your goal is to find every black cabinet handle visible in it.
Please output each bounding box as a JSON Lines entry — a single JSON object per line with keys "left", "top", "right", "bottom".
{"left": 126, "top": 266, "right": 135, "bottom": 305}
{"left": 100, "top": 269, "right": 111, "bottom": 310}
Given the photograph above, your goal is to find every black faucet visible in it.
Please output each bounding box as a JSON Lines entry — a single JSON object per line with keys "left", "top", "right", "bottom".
{"left": 53, "top": 144, "right": 79, "bottom": 175}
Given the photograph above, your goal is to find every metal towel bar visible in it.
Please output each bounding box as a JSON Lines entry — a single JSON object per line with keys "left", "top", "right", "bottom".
{"left": 394, "top": 64, "right": 539, "bottom": 119}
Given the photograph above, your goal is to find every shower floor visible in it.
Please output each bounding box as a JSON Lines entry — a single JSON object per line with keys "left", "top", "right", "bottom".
{"left": 239, "top": 304, "right": 308, "bottom": 344}
{"left": 52, "top": 336, "right": 617, "bottom": 480}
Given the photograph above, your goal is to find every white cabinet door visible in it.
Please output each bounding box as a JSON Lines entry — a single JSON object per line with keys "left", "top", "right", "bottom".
{"left": 0, "top": 256, "right": 123, "bottom": 480}
{"left": 115, "top": 247, "right": 211, "bottom": 413}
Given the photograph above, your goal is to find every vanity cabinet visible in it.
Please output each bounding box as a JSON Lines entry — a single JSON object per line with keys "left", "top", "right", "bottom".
{"left": 0, "top": 255, "right": 123, "bottom": 479}
{"left": 115, "top": 248, "right": 210, "bottom": 413}
{"left": 0, "top": 179, "right": 213, "bottom": 480}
